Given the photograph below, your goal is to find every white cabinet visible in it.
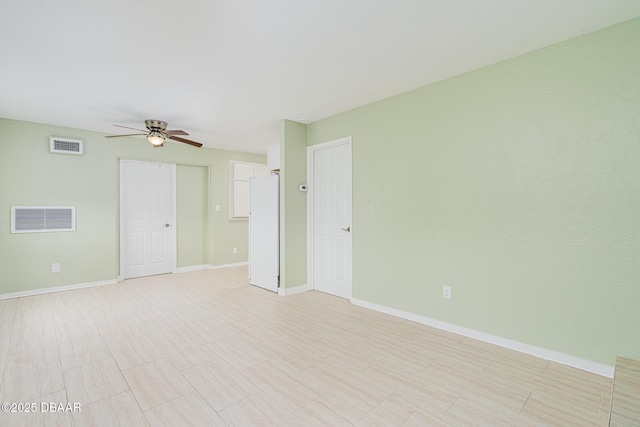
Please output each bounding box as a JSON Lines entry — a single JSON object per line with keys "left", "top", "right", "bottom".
{"left": 229, "top": 161, "right": 270, "bottom": 219}
{"left": 254, "top": 164, "right": 270, "bottom": 178}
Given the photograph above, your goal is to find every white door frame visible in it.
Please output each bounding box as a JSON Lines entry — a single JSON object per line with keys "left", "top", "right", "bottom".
{"left": 119, "top": 159, "right": 177, "bottom": 281}
{"left": 306, "top": 136, "right": 353, "bottom": 298}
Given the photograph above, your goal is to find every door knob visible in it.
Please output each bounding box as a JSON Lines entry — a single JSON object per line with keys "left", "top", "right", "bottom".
{"left": 341, "top": 226, "right": 351, "bottom": 232}
{"left": 165, "top": 224, "right": 170, "bottom": 228}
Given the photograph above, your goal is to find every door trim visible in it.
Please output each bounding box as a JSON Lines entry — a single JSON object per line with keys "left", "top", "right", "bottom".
{"left": 119, "top": 159, "right": 177, "bottom": 280}
{"left": 306, "top": 136, "right": 352, "bottom": 297}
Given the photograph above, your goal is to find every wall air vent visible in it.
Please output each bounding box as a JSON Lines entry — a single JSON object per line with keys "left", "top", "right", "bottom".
{"left": 11, "top": 206, "right": 76, "bottom": 233}
{"left": 50, "top": 137, "right": 83, "bottom": 155}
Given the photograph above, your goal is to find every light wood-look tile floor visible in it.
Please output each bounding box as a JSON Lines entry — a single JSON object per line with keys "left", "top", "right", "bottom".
{"left": 609, "top": 357, "right": 640, "bottom": 426}
{"left": 0, "top": 266, "right": 614, "bottom": 426}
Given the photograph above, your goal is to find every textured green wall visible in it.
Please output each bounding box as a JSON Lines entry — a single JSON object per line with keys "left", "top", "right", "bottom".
{"left": 307, "top": 18, "right": 640, "bottom": 365}
{"left": 0, "top": 119, "right": 265, "bottom": 294}
{"left": 279, "top": 120, "right": 307, "bottom": 289}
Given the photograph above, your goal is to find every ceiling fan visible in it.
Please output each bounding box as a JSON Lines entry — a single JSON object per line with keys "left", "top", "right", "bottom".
{"left": 105, "top": 120, "right": 203, "bottom": 147}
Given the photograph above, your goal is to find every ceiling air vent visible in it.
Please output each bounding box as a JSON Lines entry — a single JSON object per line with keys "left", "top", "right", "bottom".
{"left": 50, "top": 137, "right": 83, "bottom": 155}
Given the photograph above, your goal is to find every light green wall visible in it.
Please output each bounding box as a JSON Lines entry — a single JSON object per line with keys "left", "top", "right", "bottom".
{"left": 279, "top": 120, "right": 307, "bottom": 289}
{"left": 176, "top": 165, "right": 208, "bottom": 268}
{"left": 0, "top": 119, "right": 265, "bottom": 294}
{"left": 306, "top": 18, "right": 640, "bottom": 365}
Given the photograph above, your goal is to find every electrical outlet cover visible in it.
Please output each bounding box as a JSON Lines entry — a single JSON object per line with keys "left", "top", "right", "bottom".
{"left": 443, "top": 285, "right": 451, "bottom": 300}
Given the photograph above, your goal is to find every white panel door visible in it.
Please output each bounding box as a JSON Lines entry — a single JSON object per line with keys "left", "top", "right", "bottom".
{"left": 122, "top": 160, "right": 176, "bottom": 279}
{"left": 313, "top": 142, "right": 352, "bottom": 298}
{"left": 249, "top": 175, "right": 279, "bottom": 292}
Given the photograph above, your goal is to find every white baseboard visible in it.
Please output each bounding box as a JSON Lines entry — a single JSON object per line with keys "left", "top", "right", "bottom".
{"left": 174, "top": 264, "right": 210, "bottom": 274}
{"left": 0, "top": 262, "right": 249, "bottom": 300}
{"left": 350, "top": 298, "right": 614, "bottom": 378}
{"left": 0, "top": 279, "right": 118, "bottom": 301}
{"left": 174, "top": 262, "right": 250, "bottom": 273}
{"left": 208, "top": 262, "right": 248, "bottom": 270}
{"left": 278, "top": 284, "right": 308, "bottom": 296}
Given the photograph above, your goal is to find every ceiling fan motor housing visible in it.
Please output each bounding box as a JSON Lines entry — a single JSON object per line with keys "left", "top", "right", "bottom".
{"left": 145, "top": 120, "right": 167, "bottom": 132}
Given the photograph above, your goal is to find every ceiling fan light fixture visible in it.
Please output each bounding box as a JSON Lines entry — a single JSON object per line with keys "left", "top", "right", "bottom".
{"left": 147, "top": 131, "right": 165, "bottom": 146}
{"left": 106, "top": 121, "right": 202, "bottom": 148}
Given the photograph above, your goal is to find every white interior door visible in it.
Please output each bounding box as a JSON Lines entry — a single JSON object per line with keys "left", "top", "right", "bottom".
{"left": 121, "top": 160, "right": 176, "bottom": 279}
{"left": 249, "top": 175, "right": 279, "bottom": 292}
{"left": 312, "top": 140, "right": 352, "bottom": 298}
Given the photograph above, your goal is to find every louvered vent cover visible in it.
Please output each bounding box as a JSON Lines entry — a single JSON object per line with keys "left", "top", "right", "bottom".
{"left": 50, "top": 137, "right": 83, "bottom": 155}
{"left": 11, "top": 206, "right": 76, "bottom": 233}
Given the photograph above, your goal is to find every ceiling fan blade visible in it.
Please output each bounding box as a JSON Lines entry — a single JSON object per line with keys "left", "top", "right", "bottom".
{"left": 164, "top": 130, "right": 189, "bottom": 136}
{"left": 167, "top": 135, "right": 203, "bottom": 147}
{"left": 105, "top": 133, "right": 146, "bottom": 138}
{"left": 114, "top": 124, "right": 148, "bottom": 132}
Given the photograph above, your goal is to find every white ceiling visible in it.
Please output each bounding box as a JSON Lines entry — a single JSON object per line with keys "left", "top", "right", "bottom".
{"left": 2, "top": 1, "right": 639, "bottom": 154}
